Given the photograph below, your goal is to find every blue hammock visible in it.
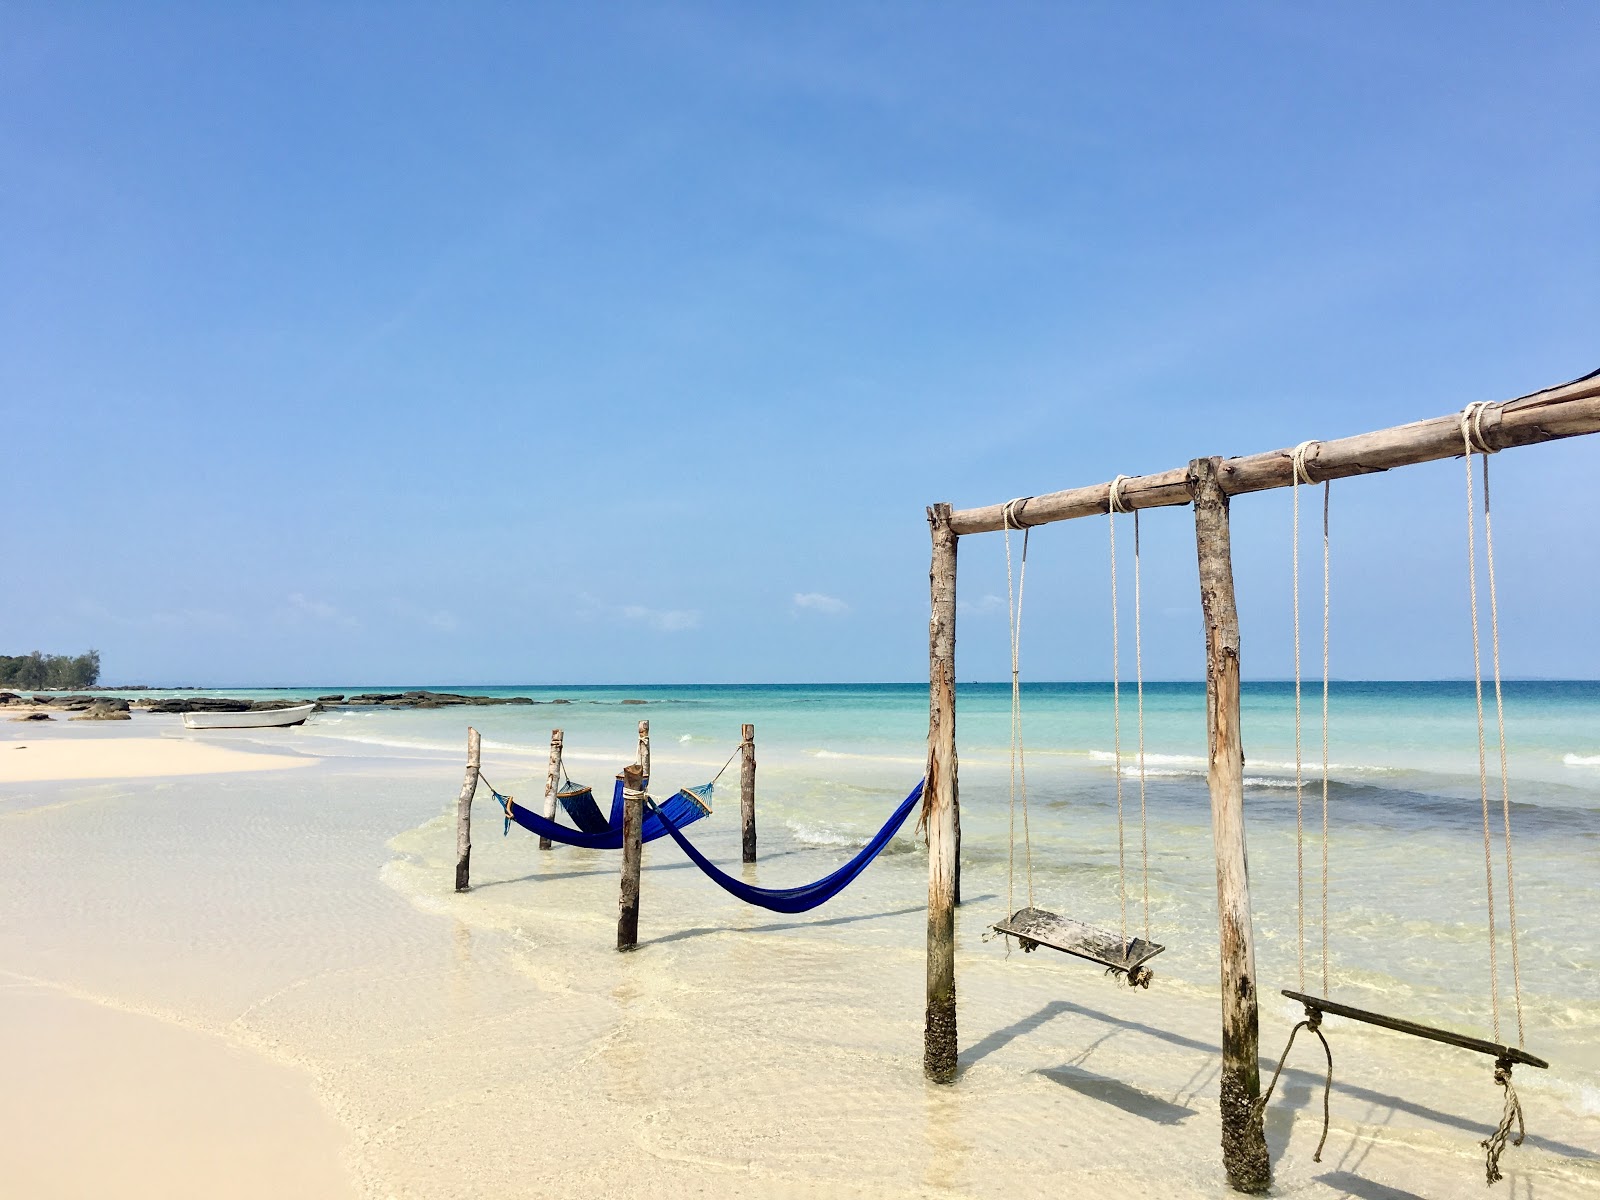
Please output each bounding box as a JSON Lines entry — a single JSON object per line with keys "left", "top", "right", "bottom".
{"left": 645, "top": 780, "right": 924, "bottom": 914}
{"left": 558, "top": 782, "right": 612, "bottom": 834}
{"left": 494, "top": 777, "right": 712, "bottom": 849}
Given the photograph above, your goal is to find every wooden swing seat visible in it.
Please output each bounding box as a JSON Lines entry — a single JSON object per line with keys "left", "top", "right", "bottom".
{"left": 1282, "top": 990, "right": 1548, "bottom": 1069}
{"left": 993, "top": 907, "right": 1165, "bottom": 981}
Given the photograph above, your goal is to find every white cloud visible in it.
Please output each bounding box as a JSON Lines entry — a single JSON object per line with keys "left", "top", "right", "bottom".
{"left": 793, "top": 592, "right": 848, "bottom": 616}
{"left": 957, "top": 594, "right": 1007, "bottom": 618}
{"left": 392, "top": 601, "right": 459, "bottom": 633}
{"left": 283, "top": 593, "right": 360, "bottom": 629}
{"left": 620, "top": 605, "right": 701, "bottom": 633}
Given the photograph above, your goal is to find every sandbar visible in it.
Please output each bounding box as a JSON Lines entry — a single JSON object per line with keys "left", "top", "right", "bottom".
{"left": 0, "top": 735, "right": 315, "bottom": 783}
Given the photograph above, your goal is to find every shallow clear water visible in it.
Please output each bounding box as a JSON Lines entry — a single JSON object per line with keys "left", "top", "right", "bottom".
{"left": 3, "top": 681, "right": 1597, "bottom": 1197}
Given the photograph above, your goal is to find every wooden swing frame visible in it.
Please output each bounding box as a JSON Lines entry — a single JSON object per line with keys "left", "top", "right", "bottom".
{"left": 921, "top": 368, "right": 1600, "bottom": 1193}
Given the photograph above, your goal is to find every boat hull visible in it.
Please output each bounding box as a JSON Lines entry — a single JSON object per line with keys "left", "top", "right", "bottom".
{"left": 181, "top": 703, "right": 315, "bottom": 730}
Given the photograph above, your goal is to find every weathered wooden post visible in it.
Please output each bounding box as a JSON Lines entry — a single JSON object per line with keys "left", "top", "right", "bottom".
{"left": 617, "top": 762, "right": 646, "bottom": 951}
{"left": 538, "top": 729, "right": 563, "bottom": 851}
{"left": 740, "top": 723, "right": 757, "bottom": 863}
{"left": 1190, "top": 457, "right": 1271, "bottom": 1194}
{"left": 924, "top": 502, "right": 960, "bottom": 1083}
{"left": 454, "top": 726, "right": 481, "bottom": 892}
{"left": 637, "top": 720, "right": 650, "bottom": 781}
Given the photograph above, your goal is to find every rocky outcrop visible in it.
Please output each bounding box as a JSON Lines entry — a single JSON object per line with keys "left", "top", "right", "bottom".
{"left": 72, "top": 700, "right": 132, "bottom": 721}
{"left": 10, "top": 711, "right": 51, "bottom": 721}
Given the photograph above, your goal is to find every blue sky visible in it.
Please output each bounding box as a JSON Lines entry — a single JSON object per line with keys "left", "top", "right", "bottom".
{"left": 3, "top": 4, "right": 1595, "bottom": 685}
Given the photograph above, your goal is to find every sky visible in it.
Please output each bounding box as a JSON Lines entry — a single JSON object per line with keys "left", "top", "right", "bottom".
{"left": 3, "top": 3, "right": 1596, "bottom": 686}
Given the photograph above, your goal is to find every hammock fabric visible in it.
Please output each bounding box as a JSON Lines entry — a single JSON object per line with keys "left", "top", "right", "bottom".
{"left": 496, "top": 777, "right": 711, "bottom": 849}
{"left": 558, "top": 783, "right": 611, "bottom": 834}
{"left": 646, "top": 779, "right": 924, "bottom": 914}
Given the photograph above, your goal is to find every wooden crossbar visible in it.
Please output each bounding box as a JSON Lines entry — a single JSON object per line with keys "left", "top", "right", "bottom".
{"left": 1282, "top": 990, "right": 1549, "bottom": 1069}
{"left": 948, "top": 368, "right": 1600, "bottom": 534}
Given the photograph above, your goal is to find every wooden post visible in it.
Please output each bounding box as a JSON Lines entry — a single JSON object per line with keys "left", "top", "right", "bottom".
{"left": 740, "top": 723, "right": 757, "bottom": 863}
{"left": 637, "top": 720, "right": 650, "bottom": 782}
{"left": 454, "top": 726, "right": 481, "bottom": 892}
{"left": 617, "top": 763, "right": 645, "bottom": 951}
{"left": 924, "top": 502, "right": 960, "bottom": 1083}
{"left": 538, "top": 729, "right": 563, "bottom": 851}
{"left": 1190, "top": 457, "right": 1271, "bottom": 1194}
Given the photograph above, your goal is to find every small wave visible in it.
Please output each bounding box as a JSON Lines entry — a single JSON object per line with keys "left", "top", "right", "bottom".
{"left": 1564, "top": 753, "right": 1600, "bottom": 768}
{"left": 1243, "top": 776, "right": 1298, "bottom": 790}
{"left": 1090, "top": 750, "right": 1204, "bottom": 767}
{"left": 678, "top": 734, "right": 694, "bottom": 743}
{"left": 807, "top": 749, "right": 926, "bottom": 766}
{"left": 785, "top": 820, "right": 867, "bottom": 849}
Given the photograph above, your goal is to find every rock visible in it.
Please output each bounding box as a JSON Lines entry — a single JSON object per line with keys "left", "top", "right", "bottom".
{"left": 316, "top": 695, "right": 345, "bottom": 703}
{"left": 621, "top": 699, "right": 648, "bottom": 705}
{"left": 141, "top": 697, "right": 253, "bottom": 714}
{"left": 12, "top": 712, "right": 52, "bottom": 721}
{"left": 72, "top": 701, "right": 132, "bottom": 721}
{"left": 0, "top": 692, "right": 19, "bottom": 705}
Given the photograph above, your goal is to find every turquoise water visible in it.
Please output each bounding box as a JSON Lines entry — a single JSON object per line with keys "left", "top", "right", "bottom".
{"left": 7, "top": 680, "right": 1597, "bottom": 1194}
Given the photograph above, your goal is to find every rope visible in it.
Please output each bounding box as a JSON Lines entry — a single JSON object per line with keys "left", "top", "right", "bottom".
{"left": 710, "top": 743, "right": 742, "bottom": 787}
{"left": 1291, "top": 443, "right": 1312, "bottom": 992}
{"left": 1482, "top": 1060, "right": 1525, "bottom": 1185}
{"left": 1003, "top": 500, "right": 1034, "bottom": 918}
{"left": 1462, "top": 407, "right": 1503, "bottom": 1045}
{"left": 480, "top": 770, "right": 515, "bottom": 834}
{"left": 1133, "top": 510, "right": 1150, "bottom": 945}
{"left": 1257, "top": 1004, "right": 1333, "bottom": 1163}
{"left": 1110, "top": 500, "right": 1127, "bottom": 951}
{"left": 1480, "top": 457, "right": 1526, "bottom": 1048}
{"left": 1320, "top": 480, "right": 1331, "bottom": 995}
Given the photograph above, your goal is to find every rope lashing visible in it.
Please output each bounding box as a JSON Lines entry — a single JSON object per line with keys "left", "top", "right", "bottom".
{"left": 1257, "top": 1004, "right": 1334, "bottom": 1163}
{"left": 1108, "top": 474, "right": 1133, "bottom": 514}
{"left": 1482, "top": 1059, "right": 1525, "bottom": 1186}
{"left": 1462, "top": 400, "right": 1497, "bottom": 456}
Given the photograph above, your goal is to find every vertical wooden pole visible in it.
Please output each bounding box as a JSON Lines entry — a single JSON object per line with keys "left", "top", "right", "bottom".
{"left": 454, "top": 726, "right": 481, "bottom": 892}
{"left": 924, "top": 502, "right": 960, "bottom": 1083}
{"left": 617, "top": 762, "right": 646, "bottom": 951}
{"left": 538, "top": 729, "right": 563, "bottom": 851}
{"left": 637, "top": 720, "right": 650, "bottom": 782}
{"left": 1190, "top": 457, "right": 1271, "bottom": 1194}
{"left": 740, "top": 723, "right": 757, "bottom": 863}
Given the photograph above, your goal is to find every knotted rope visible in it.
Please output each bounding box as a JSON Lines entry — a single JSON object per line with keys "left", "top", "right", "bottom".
{"left": 1289, "top": 439, "right": 1331, "bottom": 995}
{"left": 479, "top": 770, "right": 516, "bottom": 835}
{"left": 1257, "top": 1004, "right": 1333, "bottom": 1163}
{"left": 1482, "top": 1060, "right": 1525, "bottom": 1185}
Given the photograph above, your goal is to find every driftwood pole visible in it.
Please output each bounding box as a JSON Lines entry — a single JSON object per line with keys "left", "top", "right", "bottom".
{"left": 924, "top": 502, "right": 960, "bottom": 1084}
{"left": 1191, "top": 457, "right": 1271, "bottom": 1194}
{"left": 617, "top": 762, "right": 646, "bottom": 951}
{"left": 637, "top": 720, "right": 650, "bottom": 781}
{"left": 740, "top": 723, "right": 757, "bottom": 863}
{"left": 538, "top": 729, "right": 563, "bottom": 851}
{"left": 454, "top": 726, "right": 481, "bottom": 892}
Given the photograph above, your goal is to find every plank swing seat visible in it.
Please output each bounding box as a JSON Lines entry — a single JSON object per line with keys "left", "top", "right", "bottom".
{"left": 993, "top": 906, "right": 1165, "bottom": 987}
{"left": 1281, "top": 990, "right": 1548, "bottom": 1070}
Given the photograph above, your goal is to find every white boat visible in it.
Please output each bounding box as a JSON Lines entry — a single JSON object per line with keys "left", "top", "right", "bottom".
{"left": 181, "top": 703, "right": 316, "bottom": 730}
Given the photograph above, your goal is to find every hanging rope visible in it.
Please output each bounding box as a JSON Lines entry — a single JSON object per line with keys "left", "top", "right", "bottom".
{"left": 709, "top": 743, "right": 742, "bottom": 787}
{"left": 1257, "top": 1004, "right": 1334, "bottom": 1162}
{"left": 1479, "top": 448, "right": 1526, "bottom": 1049}
{"left": 1461, "top": 403, "right": 1507, "bottom": 1047}
{"left": 1003, "top": 499, "right": 1034, "bottom": 917}
{"left": 1133, "top": 509, "right": 1150, "bottom": 946}
{"left": 1291, "top": 442, "right": 1314, "bottom": 992}
{"left": 1319, "top": 476, "right": 1331, "bottom": 995}
{"left": 1109, "top": 475, "right": 1132, "bottom": 951}
{"left": 1482, "top": 1060, "right": 1525, "bottom": 1185}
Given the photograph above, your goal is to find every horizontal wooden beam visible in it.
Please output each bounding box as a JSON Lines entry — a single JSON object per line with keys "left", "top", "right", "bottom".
{"left": 948, "top": 368, "right": 1600, "bottom": 535}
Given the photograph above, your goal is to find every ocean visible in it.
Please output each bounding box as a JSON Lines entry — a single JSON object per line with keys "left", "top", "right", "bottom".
{"left": 3, "top": 680, "right": 1596, "bottom": 1196}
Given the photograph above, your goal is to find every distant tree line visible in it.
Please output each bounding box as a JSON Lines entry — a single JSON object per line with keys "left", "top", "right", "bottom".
{"left": 0, "top": 650, "right": 101, "bottom": 690}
